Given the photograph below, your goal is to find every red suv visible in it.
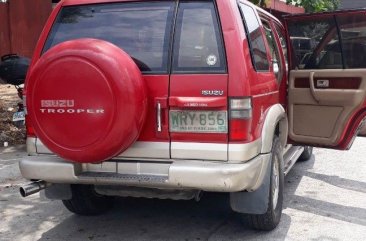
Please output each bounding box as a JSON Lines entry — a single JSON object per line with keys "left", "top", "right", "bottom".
{"left": 19, "top": 0, "right": 366, "bottom": 231}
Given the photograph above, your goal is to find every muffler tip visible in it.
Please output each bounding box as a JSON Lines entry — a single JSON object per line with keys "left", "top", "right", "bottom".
{"left": 19, "top": 181, "right": 50, "bottom": 197}
{"left": 19, "top": 187, "right": 27, "bottom": 198}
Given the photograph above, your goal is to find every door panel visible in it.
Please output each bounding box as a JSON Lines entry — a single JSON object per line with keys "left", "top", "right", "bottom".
{"left": 288, "top": 69, "right": 366, "bottom": 146}
{"left": 285, "top": 10, "right": 366, "bottom": 149}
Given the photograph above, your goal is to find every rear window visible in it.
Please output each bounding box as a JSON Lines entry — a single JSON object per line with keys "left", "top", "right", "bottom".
{"left": 172, "top": 1, "right": 226, "bottom": 73}
{"left": 287, "top": 12, "right": 366, "bottom": 69}
{"left": 43, "top": 2, "right": 175, "bottom": 73}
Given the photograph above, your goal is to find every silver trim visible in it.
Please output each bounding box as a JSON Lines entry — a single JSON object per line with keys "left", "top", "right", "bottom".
{"left": 272, "top": 156, "right": 280, "bottom": 208}
{"left": 29, "top": 137, "right": 170, "bottom": 159}
{"left": 228, "top": 138, "right": 261, "bottom": 163}
{"left": 19, "top": 154, "right": 270, "bottom": 192}
{"left": 283, "top": 146, "right": 304, "bottom": 176}
{"left": 118, "top": 141, "right": 169, "bottom": 159}
{"left": 28, "top": 136, "right": 262, "bottom": 163}
{"left": 29, "top": 135, "right": 263, "bottom": 164}
{"left": 36, "top": 138, "right": 52, "bottom": 154}
{"left": 252, "top": 91, "right": 279, "bottom": 98}
{"left": 157, "top": 102, "right": 162, "bottom": 132}
{"left": 260, "top": 104, "right": 288, "bottom": 153}
{"left": 26, "top": 137, "right": 37, "bottom": 155}
{"left": 171, "top": 142, "right": 227, "bottom": 161}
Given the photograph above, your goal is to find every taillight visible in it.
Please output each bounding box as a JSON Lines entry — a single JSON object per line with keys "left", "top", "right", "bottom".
{"left": 25, "top": 115, "right": 35, "bottom": 137}
{"left": 229, "top": 97, "right": 252, "bottom": 142}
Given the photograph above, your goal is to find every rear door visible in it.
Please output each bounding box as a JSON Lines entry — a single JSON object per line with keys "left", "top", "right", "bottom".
{"left": 98, "top": 1, "right": 175, "bottom": 159}
{"left": 169, "top": 1, "right": 229, "bottom": 160}
{"left": 285, "top": 10, "right": 366, "bottom": 149}
{"left": 36, "top": 1, "right": 176, "bottom": 159}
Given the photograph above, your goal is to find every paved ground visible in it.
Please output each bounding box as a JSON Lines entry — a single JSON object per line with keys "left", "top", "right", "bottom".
{"left": 1, "top": 139, "right": 366, "bottom": 241}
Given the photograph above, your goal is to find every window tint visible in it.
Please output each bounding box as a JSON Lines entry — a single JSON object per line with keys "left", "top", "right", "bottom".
{"left": 239, "top": 4, "right": 269, "bottom": 71}
{"left": 287, "top": 16, "right": 340, "bottom": 69}
{"left": 43, "top": 2, "right": 175, "bottom": 73}
{"left": 172, "top": 1, "right": 226, "bottom": 73}
{"left": 262, "top": 21, "right": 283, "bottom": 84}
{"left": 337, "top": 14, "right": 366, "bottom": 68}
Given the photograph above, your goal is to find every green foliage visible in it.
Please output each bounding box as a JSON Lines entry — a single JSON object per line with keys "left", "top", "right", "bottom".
{"left": 248, "top": 0, "right": 270, "bottom": 8}
{"left": 286, "top": 0, "right": 339, "bottom": 12}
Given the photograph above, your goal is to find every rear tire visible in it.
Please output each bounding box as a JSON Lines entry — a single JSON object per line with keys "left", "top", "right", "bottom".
{"left": 246, "top": 137, "right": 284, "bottom": 231}
{"left": 298, "top": 146, "right": 313, "bottom": 162}
{"left": 62, "top": 185, "right": 113, "bottom": 216}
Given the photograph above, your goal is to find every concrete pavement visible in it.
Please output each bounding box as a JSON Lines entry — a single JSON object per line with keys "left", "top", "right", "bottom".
{"left": 1, "top": 139, "right": 365, "bottom": 241}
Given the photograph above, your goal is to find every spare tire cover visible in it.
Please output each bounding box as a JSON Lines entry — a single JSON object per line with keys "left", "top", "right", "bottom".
{"left": 27, "top": 39, "right": 147, "bottom": 163}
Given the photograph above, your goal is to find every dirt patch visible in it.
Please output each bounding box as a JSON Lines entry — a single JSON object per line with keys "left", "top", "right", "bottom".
{"left": 0, "top": 84, "right": 26, "bottom": 146}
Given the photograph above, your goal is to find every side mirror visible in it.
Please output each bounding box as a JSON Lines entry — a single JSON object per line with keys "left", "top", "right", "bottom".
{"left": 0, "top": 54, "right": 30, "bottom": 86}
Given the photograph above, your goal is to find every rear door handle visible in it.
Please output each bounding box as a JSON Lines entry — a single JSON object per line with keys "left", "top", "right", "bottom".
{"left": 316, "top": 79, "right": 330, "bottom": 88}
{"left": 155, "top": 97, "right": 168, "bottom": 138}
{"left": 309, "top": 72, "right": 320, "bottom": 102}
{"left": 157, "top": 102, "right": 162, "bottom": 132}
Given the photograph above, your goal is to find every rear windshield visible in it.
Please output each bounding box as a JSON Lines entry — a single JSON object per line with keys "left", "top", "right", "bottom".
{"left": 43, "top": 2, "right": 175, "bottom": 73}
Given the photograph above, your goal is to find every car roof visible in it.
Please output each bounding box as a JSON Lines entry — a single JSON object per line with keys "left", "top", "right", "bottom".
{"left": 62, "top": 0, "right": 151, "bottom": 6}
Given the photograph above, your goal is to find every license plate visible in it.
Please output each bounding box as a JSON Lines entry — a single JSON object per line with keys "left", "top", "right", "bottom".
{"left": 12, "top": 111, "right": 25, "bottom": 122}
{"left": 169, "top": 110, "right": 228, "bottom": 133}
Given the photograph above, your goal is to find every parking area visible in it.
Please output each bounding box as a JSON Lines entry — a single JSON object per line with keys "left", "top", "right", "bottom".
{"left": 1, "top": 139, "right": 366, "bottom": 241}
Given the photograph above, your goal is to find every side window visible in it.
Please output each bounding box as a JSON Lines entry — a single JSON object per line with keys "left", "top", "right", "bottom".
{"left": 239, "top": 4, "right": 270, "bottom": 71}
{"left": 274, "top": 24, "right": 288, "bottom": 71}
{"left": 172, "top": 1, "right": 227, "bottom": 73}
{"left": 337, "top": 13, "right": 366, "bottom": 68}
{"left": 287, "top": 16, "right": 340, "bottom": 69}
{"left": 262, "top": 20, "right": 283, "bottom": 84}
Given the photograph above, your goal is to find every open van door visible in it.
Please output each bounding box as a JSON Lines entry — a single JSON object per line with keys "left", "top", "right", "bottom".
{"left": 284, "top": 9, "right": 366, "bottom": 149}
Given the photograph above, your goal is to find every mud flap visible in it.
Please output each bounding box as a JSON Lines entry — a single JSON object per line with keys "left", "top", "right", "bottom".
{"left": 229, "top": 157, "right": 271, "bottom": 214}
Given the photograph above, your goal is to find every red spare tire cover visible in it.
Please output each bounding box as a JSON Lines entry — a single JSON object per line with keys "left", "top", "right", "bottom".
{"left": 27, "top": 39, "right": 147, "bottom": 163}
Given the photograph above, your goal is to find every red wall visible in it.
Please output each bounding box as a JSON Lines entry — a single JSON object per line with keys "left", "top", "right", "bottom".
{"left": 0, "top": 0, "right": 52, "bottom": 58}
{"left": 0, "top": 3, "right": 11, "bottom": 57}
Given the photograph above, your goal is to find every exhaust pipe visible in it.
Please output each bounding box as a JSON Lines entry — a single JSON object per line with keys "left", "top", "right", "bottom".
{"left": 20, "top": 181, "right": 51, "bottom": 197}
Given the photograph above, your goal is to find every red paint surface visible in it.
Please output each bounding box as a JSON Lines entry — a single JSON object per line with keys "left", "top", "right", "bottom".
{"left": 9, "top": 0, "right": 51, "bottom": 57}
{"left": 0, "top": 3, "right": 11, "bottom": 57}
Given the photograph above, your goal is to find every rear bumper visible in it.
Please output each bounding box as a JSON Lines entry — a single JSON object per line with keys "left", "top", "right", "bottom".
{"left": 19, "top": 154, "right": 271, "bottom": 192}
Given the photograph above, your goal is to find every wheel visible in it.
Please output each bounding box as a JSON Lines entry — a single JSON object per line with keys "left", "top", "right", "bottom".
{"left": 246, "top": 137, "right": 284, "bottom": 231}
{"left": 298, "top": 146, "right": 313, "bottom": 162}
{"left": 62, "top": 185, "right": 113, "bottom": 216}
